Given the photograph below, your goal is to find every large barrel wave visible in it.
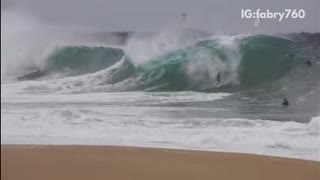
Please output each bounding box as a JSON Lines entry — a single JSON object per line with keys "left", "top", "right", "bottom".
{"left": 18, "top": 34, "right": 320, "bottom": 94}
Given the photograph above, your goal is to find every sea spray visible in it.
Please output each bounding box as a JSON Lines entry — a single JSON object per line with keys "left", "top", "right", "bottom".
{"left": 125, "top": 27, "right": 206, "bottom": 66}
{"left": 309, "top": 116, "right": 320, "bottom": 135}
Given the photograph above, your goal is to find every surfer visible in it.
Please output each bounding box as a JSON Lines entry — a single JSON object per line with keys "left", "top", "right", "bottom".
{"left": 304, "top": 60, "right": 312, "bottom": 67}
{"left": 216, "top": 72, "right": 221, "bottom": 84}
{"left": 282, "top": 98, "right": 289, "bottom": 106}
{"left": 289, "top": 53, "right": 294, "bottom": 58}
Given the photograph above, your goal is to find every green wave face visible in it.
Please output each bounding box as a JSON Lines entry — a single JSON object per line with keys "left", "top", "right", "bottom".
{"left": 20, "top": 34, "right": 319, "bottom": 93}
{"left": 44, "top": 46, "right": 124, "bottom": 75}
{"left": 238, "top": 35, "right": 298, "bottom": 88}
{"left": 133, "top": 35, "right": 302, "bottom": 91}
{"left": 133, "top": 39, "right": 223, "bottom": 91}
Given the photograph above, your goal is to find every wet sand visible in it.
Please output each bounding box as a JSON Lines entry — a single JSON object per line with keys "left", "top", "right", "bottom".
{"left": 1, "top": 145, "right": 319, "bottom": 180}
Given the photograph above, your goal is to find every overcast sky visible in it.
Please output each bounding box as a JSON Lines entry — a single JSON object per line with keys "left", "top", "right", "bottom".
{"left": 3, "top": 0, "right": 320, "bottom": 33}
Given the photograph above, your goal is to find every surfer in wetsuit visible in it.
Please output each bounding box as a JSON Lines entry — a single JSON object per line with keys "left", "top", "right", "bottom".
{"left": 282, "top": 98, "right": 289, "bottom": 106}
{"left": 216, "top": 72, "right": 221, "bottom": 84}
{"left": 304, "top": 60, "right": 312, "bottom": 67}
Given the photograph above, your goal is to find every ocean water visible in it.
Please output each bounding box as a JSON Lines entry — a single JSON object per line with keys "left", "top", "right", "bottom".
{"left": 1, "top": 19, "right": 320, "bottom": 161}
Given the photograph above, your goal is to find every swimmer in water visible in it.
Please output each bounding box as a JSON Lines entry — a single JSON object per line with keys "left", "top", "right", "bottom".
{"left": 282, "top": 98, "right": 289, "bottom": 106}
{"left": 216, "top": 72, "right": 221, "bottom": 84}
{"left": 304, "top": 60, "right": 312, "bottom": 67}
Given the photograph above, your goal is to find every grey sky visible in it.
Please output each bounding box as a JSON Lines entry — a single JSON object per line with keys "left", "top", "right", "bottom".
{"left": 3, "top": 0, "right": 320, "bottom": 33}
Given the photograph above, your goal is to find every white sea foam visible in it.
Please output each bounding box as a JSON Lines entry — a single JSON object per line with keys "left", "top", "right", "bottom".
{"left": 309, "top": 115, "right": 320, "bottom": 135}
{"left": 125, "top": 27, "right": 206, "bottom": 66}
{"left": 1, "top": 10, "right": 125, "bottom": 78}
{"left": 1, "top": 90, "right": 319, "bottom": 161}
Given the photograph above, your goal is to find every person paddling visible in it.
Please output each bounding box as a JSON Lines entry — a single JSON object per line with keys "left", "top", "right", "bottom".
{"left": 282, "top": 98, "right": 289, "bottom": 107}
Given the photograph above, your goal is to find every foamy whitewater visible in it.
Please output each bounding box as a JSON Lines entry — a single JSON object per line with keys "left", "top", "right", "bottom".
{"left": 1, "top": 11, "right": 320, "bottom": 161}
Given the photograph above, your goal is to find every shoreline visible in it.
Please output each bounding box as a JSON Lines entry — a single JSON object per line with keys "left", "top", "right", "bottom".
{"left": 2, "top": 144, "right": 319, "bottom": 180}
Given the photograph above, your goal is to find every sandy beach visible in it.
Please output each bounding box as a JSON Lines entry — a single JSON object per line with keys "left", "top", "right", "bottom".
{"left": 1, "top": 145, "right": 319, "bottom": 180}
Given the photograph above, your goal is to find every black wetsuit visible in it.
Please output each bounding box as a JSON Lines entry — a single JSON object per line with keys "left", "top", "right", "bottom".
{"left": 282, "top": 99, "right": 289, "bottom": 106}
{"left": 305, "top": 60, "right": 312, "bottom": 67}
{"left": 216, "top": 73, "right": 221, "bottom": 83}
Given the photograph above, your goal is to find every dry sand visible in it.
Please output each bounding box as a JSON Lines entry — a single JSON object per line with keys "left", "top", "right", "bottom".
{"left": 1, "top": 145, "right": 319, "bottom": 180}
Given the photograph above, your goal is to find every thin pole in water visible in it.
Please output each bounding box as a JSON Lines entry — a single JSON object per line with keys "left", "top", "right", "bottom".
{"left": 182, "top": 12, "right": 187, "bottom": 23}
